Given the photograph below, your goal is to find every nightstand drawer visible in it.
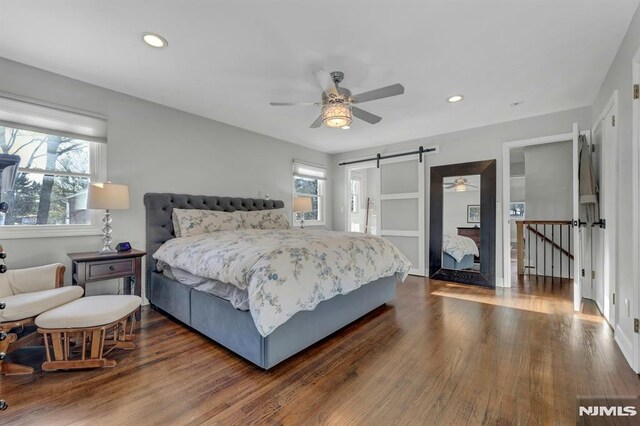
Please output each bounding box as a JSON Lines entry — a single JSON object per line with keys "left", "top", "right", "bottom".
{"left": 88, "top": 259, "right": 134, "bottom": 279}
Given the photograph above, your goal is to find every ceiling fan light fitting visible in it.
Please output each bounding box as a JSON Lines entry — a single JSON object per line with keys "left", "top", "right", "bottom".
{"left": 454, "top": 183, "right": 468, "bottom": 192}
{"left": 322, "top": 103, "right": 352, "bottom": 128}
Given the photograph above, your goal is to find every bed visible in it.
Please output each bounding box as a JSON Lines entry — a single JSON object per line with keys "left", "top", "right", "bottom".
{"left": 442, "top": 234, "right": 478, "bottom": 270}
{"left": 144, "top": 193, "right": 410, "bottom": 369}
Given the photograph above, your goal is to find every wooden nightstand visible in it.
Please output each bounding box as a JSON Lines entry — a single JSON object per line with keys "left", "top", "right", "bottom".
{"left": 67, "top": 249, "right": 146, "bottom": 319}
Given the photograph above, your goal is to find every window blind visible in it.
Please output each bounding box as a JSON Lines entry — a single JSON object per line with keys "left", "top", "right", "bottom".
{"left": 293, "top": 160, "right": 327, "bottom": 181}
{"left": 0, "top": 95, "right": 107, "bottom": 143}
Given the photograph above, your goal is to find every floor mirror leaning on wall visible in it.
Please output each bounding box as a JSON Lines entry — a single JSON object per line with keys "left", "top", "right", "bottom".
{"left": 429, "top": 160, "right": 496, "bottom": 287}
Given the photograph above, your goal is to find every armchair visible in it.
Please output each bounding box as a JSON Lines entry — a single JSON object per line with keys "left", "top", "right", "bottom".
{"left": 0, "top": 263, "right": 83, "bottom": 375}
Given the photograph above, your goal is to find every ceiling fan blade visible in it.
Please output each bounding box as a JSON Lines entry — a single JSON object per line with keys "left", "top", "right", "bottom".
{"left": 270, "top": 102, "right": 316, "bottom": 106}
{"left": 443, "top": 184, "right": 456, "bottom": 188}
{"left": 353, "top": 83, "right": 405, "bottom": 104}
{"left": 310, "top": 114, "right": 323, "bottom": 128}
{"left": 314, "top": 70, "right": 339, "bottom": 98}
{"left": 352, "top": 106, "right": 382, "bottom": 124}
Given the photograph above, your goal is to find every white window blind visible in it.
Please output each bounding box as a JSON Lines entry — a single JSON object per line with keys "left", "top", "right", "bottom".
{"left": 292, "top": 160, "right": 327, "bottom": 180}
{"left": 0, "top": 95, "right": 107, "bottom": 143}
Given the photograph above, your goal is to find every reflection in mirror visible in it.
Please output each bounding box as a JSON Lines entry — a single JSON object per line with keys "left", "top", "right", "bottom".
{"left": 442, "top": 175, "right": 481, "bottom": 272}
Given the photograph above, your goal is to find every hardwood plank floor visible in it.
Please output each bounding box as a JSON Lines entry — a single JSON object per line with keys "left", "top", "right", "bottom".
{"left": 1, "top": 276, "right": 638, "bottom": 425}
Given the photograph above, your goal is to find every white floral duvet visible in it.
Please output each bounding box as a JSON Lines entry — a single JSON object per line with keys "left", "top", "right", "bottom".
{"left": 153, "top": 229, "right": 411, "bottom": 336}
{"left": 443, "top": 234, "right": 479, "bottom": 262}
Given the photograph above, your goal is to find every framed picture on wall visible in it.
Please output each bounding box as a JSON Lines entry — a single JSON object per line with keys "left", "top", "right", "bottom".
{"left": 509, "top": 202, "right": 525, "bottom": 218}
{"left": 467, "top": 205, "right": 480, "bottom": 223}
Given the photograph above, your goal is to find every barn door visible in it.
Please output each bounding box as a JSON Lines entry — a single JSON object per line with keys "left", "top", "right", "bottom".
{"left": 378, "top": 155, "right": 425, "bottom": 276}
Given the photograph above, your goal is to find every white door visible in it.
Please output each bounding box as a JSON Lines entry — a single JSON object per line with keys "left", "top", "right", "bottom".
{"left": 378, "top": 156, "right": 425, "bottom": 276}
{"left": 572, "top": 123, "right": 582, "bottom": 311}
{"left": 590, "top": 124, "right": 603, "bottom": 310}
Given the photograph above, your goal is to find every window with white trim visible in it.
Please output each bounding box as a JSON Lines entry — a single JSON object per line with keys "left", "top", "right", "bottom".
{"left": 0, "top": 95, "right": 107, "bottom": 238}
{"left": 292, "top": 161, "right": 326, "bottom": 225}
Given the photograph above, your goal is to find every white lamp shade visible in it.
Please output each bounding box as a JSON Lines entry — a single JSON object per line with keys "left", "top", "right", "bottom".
{"left": 293, "top": 196, "right": 313, "bottom": 213}
{"left": 87, "top": 182, "right": 130, "bottom": 210}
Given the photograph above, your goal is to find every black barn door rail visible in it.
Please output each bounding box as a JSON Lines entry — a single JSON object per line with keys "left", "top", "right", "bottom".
{"left": 338, "top": 146, "right": 436, "bottom": 168}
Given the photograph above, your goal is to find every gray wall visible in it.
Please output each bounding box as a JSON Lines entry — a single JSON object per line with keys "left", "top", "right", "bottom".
{"left": 331, "top": 106, "right": 592, "bottom": 285}
{"left": 524, "top": 141, "right": 573, "bottom": 220}
{"left": 0, "top": 57, "right": 331, "bottom": 295}
{"left": 443, "top": 190, "right": 480, "bottom": 237}
{"left": 592, "top": 3, "right": 640, "bottom": 362}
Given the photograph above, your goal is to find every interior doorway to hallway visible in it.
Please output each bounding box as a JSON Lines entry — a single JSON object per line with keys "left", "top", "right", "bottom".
{"left": 347, "top": 165, "right": 378, "bottom": 235}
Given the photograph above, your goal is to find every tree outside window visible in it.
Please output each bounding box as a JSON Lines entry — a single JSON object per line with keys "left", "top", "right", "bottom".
{"left": 293, "top": 176, "right": 324, "bottom": 222}
{"left": 0, "top": 126, "right": 91, "bottom": 226}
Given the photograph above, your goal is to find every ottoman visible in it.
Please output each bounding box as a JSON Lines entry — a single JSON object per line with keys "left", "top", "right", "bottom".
{"left": 35, "top": 295, "right": 141, "bottom": 371}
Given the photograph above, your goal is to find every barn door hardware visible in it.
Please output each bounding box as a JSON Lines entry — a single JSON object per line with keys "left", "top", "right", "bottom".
{"left": 338, "top": 146, "right": 437, "bottom": 168}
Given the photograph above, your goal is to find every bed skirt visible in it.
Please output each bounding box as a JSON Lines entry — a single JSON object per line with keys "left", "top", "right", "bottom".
{"left": 148, "top": 272, "right": 396, "bottom": 369}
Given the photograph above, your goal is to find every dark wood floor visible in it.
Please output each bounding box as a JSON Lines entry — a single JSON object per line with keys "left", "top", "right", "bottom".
{"left": 1, "top": 276, "right": 638, "bottom": 425}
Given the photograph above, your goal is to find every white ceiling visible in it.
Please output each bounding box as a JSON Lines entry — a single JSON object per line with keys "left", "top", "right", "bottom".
{"left": 0, "top": 0, "right": 637, "bottom": 154}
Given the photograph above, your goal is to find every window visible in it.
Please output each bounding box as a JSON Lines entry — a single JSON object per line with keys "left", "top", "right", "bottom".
{"left": 0, "top": 95, "right": 107, "bottom": 238}
{"left": 292, "top": 161, "right": 326, "bottom": 225}
{"left": 350, "top": 178, "right": 361, "bottom": 213}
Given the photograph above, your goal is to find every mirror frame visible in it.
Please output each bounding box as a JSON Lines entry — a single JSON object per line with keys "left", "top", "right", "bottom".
{"left": 429, "top": 159, "right": 496, "bottom": 287}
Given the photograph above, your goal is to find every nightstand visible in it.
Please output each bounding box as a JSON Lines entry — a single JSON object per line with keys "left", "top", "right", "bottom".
{"left": 67, "top": 249, "right": 146, "bottom": 319}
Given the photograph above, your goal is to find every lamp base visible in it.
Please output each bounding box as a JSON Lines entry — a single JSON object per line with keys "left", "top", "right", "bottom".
{"left": 98, "top": 246, "right": 118, "bottom": 255}
{"left": 98, "top": 209, "right": 117, "bottom": 255}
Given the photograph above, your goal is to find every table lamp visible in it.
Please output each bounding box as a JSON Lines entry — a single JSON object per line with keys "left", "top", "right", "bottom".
{"left": 87, "top": 182, "right": 130, "bottom": 254}
{"left": 293, "top": 196, "right": 313, "bottom": 229}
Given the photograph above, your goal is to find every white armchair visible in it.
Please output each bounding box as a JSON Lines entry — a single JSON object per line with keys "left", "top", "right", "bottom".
{"left": 0, "top": 263, "right": 84, "bottom": 375}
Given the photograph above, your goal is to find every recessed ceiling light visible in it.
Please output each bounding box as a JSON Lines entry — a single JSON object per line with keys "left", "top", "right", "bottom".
{"left": 447, "top": 95, "right": 464, "bottom": 103}
{"left": 142, "top": 33, "right": 168, "bottom": 48}
{"left": 341, "top": 125, "right": 350, "bottom": 130}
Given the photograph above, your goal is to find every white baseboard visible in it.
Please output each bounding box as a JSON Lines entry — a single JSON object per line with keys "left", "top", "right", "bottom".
{"left": 614, "top": 324, "right": 636, "bottom": 372}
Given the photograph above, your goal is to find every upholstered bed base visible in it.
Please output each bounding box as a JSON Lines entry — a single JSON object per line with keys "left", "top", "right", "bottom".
{"left": 144, "top": 193, "right": 397, "bottom": 369}
{"left": 149, "top": 272, "right": 395, "bottom": 369}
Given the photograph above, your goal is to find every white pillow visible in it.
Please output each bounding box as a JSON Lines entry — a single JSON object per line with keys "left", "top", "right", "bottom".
{"left": 239, "top": 208, "right": 290, "bottom": 230}
{"left": 172, "top": 209, "right": 243, "bottom": 237}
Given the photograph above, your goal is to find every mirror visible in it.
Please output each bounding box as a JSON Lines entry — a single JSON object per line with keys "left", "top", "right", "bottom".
{"left": 430, "top": 160, "right": 496, "bottom": 287}
{"left": 442, "top": 174, "right": 481, "bottom": 272}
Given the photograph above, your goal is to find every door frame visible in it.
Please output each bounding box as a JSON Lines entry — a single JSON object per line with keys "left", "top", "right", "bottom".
{"left": 501, "top": 127, "right": 587, "bottom": 310}
{"left": 631, "top": 48, "right": 640, "bottom": 372}
{"left": 592, "top": 90, "right": 618, "bottom": 327}
{"left": 343, "top": 161, "right": 378, "bottom": 234}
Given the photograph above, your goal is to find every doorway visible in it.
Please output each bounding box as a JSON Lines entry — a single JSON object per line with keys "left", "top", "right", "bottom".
{"left": 346, "top": 165, "right": 378, "bottom": 235}
{"left": 502, "top": 124, "right": 584, "bottom": 311}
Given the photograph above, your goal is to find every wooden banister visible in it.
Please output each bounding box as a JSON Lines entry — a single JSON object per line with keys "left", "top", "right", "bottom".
{"left": 526, "top": 225, "right": 574, "bottom": 260}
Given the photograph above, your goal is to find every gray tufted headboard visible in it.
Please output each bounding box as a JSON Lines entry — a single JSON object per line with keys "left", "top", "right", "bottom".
{"left": 144, "top": 193, "right": 285, "bottom": 282}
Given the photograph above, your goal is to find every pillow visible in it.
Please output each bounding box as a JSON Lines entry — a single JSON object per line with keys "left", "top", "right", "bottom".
{"left": 172, "top": 209, "right": 243, "bottom": 237}
{"left": 171, "top": 212, "right": 182, "bottom": 237}
{"left": 239, "top": 208, "right": 290, "bottom": 230}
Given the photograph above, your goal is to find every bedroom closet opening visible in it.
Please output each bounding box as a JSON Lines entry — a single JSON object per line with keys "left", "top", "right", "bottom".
{"left": 347, "top": 166, "right": 378, "bottom": 234}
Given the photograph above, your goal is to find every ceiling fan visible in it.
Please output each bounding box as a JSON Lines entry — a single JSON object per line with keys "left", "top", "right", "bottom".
{"left": 270, "top": 70, "right": 404, "bottom": 129}
{"left": 444, "top": 177, "right": 479, "bottom": 192}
